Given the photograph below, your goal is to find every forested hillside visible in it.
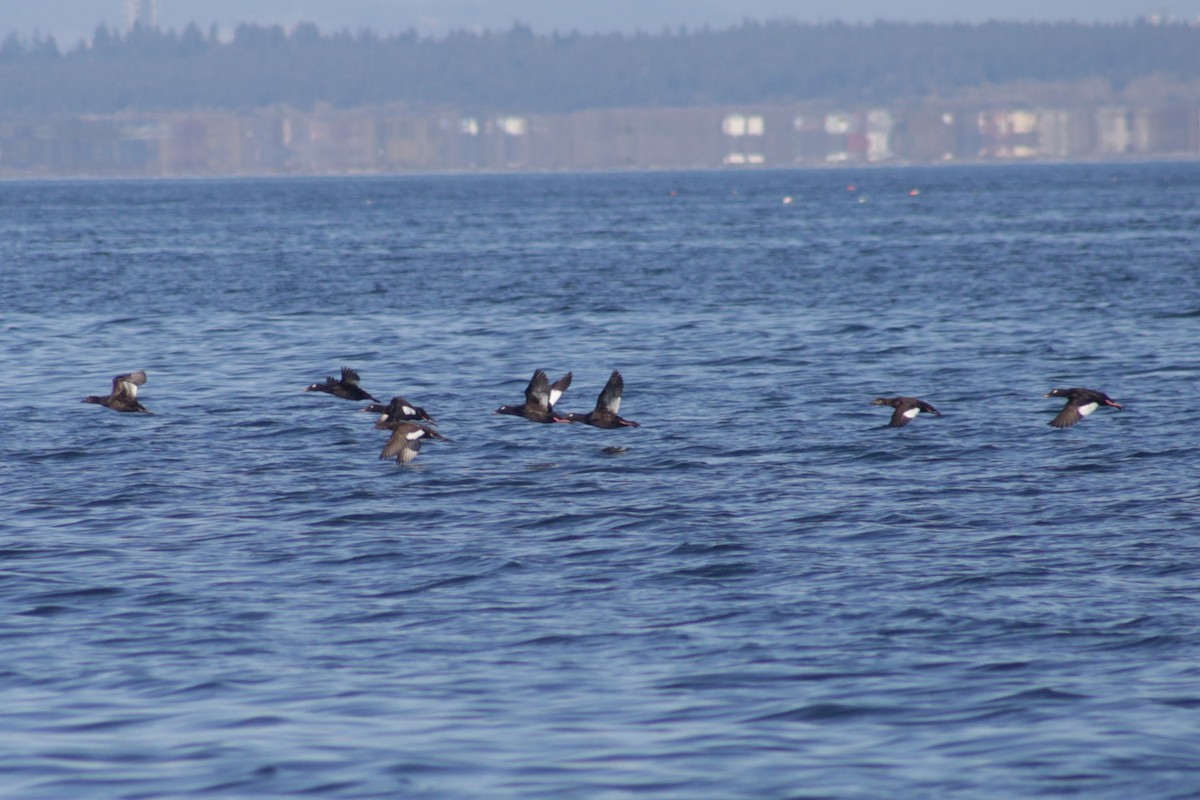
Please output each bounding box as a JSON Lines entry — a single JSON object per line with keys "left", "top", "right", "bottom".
{"left": 2, "top": 19, "right": 1199, "bottom": 114}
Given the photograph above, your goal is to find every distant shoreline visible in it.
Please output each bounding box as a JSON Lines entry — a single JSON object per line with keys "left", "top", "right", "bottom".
{"left": 2, "top": 100, "right": 1196, "bottom": 179}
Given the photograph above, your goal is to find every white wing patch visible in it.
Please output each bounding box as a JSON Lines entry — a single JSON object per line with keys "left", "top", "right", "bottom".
{"left": 609, "top": 396, "right": 622, "bottom": 414}
{"left": 406, "top": 428, "right": 425, "bottom": 440}
{"left": 1077, "top": 402, "right": 1099, "bottom": 417}
{"left": 549, "top": 388, "right": 564, "bottom": 406}
{"left": 903, "top": 407, "right": 921, "bottom": 419}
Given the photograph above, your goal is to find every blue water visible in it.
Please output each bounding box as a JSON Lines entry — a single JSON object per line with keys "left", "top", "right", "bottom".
{"left": 2, "top": 163, "right": 1200, "bottom": 798}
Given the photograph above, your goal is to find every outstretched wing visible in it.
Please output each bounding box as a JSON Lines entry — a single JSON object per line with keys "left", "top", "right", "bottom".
{"left": 525, "top": 369, "right": 551, "bottom": 411}
{"left": 112, "top": 370, "right": 147, "bottom": 399}
{"left": 548, "top": 372, "right": 572, "bottom": 408}
{"left": 340, "top": 367, "right": 362, "bottom": 386}
{"left": 379, "top": 423, "right": 442, "bottom": 462}
{"left": 380, "top": 423, "right": 422, "bottom": 462}
{"left": 596, "top": 370, "right": 623, "bottom": 415}
{"left": 915, "top": 399, "right": 940, "bottom": 416}
{"left": 1049, "top": 401, "right": 1090, "bottom": 428}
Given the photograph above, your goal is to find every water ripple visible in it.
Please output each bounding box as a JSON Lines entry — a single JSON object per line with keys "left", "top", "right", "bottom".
{"left": 1, "top": 164, "right": 1199, "bottom": 798}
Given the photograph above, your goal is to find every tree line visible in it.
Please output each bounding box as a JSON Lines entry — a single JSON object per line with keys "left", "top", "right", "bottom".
{"left": 1, "top": 19, "right": 1198, "bottom": 114}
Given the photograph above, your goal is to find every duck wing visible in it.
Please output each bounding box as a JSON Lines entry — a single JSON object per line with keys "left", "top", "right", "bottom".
{"left": 380, "top": 423, "right": 423, "bottom": 463}
{"left": 380, "top": 423, "right": 444, "bottom": 463}
{"left": 524, "top": 369, "right": 552, "bottom": 412}
{"left": 596, "top": 370, "right": 623, "bottom": 415}
{"left": 1050, "top": 390, "right": 1110, "bottom": 428}
{"left": 1049, "top": 401, "right": 1086, "bottom": 428}
{"left": 548, "top": 372, "right": 572, "bottom": 408}
{"left": 112, "top": 370, "right": 147, "bottom": 399}
{"left": 915, "top": 399, "right": 940, "bottom": 416}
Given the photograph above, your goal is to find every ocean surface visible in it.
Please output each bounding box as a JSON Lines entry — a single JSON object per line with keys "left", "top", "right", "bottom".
{"left": 2, "top": 162, "right": 1199, "bottom": 798}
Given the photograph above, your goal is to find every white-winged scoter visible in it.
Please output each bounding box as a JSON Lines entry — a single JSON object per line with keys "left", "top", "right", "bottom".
{"left": 872, "top": 396, "right": 941, "bottom": 427}
{"left": 83, "top": 370, "right": 151, "bottom": 413}
{"left": 1044, "top": 387, "right": 1123, "bottom": 428}
{"left": 565, "top": 370, "right": 641, "bottom": 428}
{"left": 362, "top": 396, "right": 435, "bottom": 426}
{"left": 494, "top": 369, "right": 572, "bottom": 423}
{"left": 304, "top": 366, "right": 379, "bottom": 402}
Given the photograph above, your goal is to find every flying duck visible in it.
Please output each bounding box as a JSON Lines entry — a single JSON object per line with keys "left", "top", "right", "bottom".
{"left": 872, "top": 396, "right": 941, "bottom": 427}
{"left": 494, "top": 369, "right": 572, "bottom": 423}
{"left": 378, "top": 421, "right": 446, "bottom": 464}
{"left": 1044, "top": 387, "right": 1123, "bottom": 428}
{"left": 83, "top": 371, "right": 151, "bottom": 413}
{"left": 304, "top": 367, "right": 379, "bottom": 402}
{"left": 362, "top": 396, "right": 435, "bottom": 425}
{"left": 565, "top": 370, "right": 641, "bottom": 428}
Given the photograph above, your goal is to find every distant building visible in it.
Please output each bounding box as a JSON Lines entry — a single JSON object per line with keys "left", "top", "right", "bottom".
{"left": 2, "top": 100, "right": 1198, "bottom": 177}
{"left": 124, "top": 0, "right": 159, "bottom": 31}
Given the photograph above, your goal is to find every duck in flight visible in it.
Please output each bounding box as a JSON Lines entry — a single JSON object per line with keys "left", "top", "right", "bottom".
{"left": 872, "top": 396, "right": 941, "bottom": 428}
{"left": 1044, "top": 387, "right": 1123, "bottom": 428}
{"left": 565, "top": 370, "right": 641, "bottom": 428}
{"left": 83, "top": 371, "right": 151, "bottom": 413}
{"left": 362, "top": 396, "right": 436, "bottom": 425}
{"left": 304, "top": 367, "right": 379, "bottom": 402}
{"left": 494, "top": 369, "right": 572, "bottom": 423}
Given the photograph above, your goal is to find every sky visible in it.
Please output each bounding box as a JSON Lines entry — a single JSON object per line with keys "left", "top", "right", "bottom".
{"left": 5, "top": 0, "right": 1200, "bottom": 47}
